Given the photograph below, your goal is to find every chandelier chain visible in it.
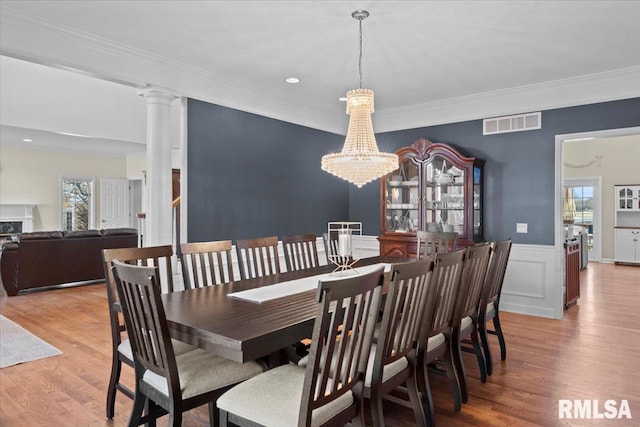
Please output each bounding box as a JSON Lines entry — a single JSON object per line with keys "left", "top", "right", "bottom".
{"left": 358, "top": 17, "right": 363, "bottom": 88}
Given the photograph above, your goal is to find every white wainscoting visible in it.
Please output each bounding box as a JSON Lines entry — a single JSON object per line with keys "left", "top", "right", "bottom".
{"left": 500, "top": 244, "right": 562, "bottom": 319}
{"left": 355, "top": 236, "right": 563, "bottom": 319}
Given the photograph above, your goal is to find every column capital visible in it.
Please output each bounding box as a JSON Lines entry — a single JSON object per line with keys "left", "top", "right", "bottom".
{"left": 137, "top": 86, "right": 180, "bottom": 103}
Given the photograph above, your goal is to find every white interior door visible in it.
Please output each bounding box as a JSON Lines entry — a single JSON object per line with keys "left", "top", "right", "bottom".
{"left": 100, "top": 178, "right": 130, "bottom": 229}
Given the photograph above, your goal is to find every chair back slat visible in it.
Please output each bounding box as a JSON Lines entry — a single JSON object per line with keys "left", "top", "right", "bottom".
{"left": 375, "top": 258, "right": 434, "bottom": 379}
{"left": 458, "top": 244, "right": 492, "bottom": 319}
{"left": 111, "top": 261, "right": 178, "bottom": 392}
{"left": 235, "top": 236, "right": 281, "bottom": 279}
{"left": 103, "top": 245, "right": 175, "bottom": 295}
{"left": 180, "top": 240, "right": 235, "bottom": 287}
{"left": 299, "top": 267, "right": 384, "bottom": 426}
{"left": 482, "top": 240, "right": 513, "bottom": 307}
{"left": 422, "top": 250, "right": 466, "bottom": 341}
{"left": 416, "top": 231, "right": 458, "bottom": 259}
{"left": 282, "top": 234, "right": 320, "bottom": 272}
{"left": 102, "top": 245, "right": 175, "bottom": 347}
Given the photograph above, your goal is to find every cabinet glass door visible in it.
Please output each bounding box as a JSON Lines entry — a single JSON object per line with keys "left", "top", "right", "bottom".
{"left": 617, "top": 186, "right": 637, "bottom": 211}
{"left": 618, "top": 187, "right": 633, "bottom": 210}
{"left": 423, "top": 156, "right": 465, "bottom": 234}
{"left": 473, "top": 166, "right": 482, "bottom": 240}
{"left": 384, "top": 159, "right": 420, "bottom": 233}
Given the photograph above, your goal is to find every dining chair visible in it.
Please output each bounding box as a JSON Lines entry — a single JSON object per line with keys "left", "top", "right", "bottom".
{"left": 282, "top": 233, "right": 320, "bottom": 272}
{"left": 364, "top": 258, "right": 435, "bottom": 427}
{"left": 235, "top": 236, "right": 281, "bottom": 279}
{"left": 180, "top": 240, "right": 236, "bottom": 288}
{"left": 416, "top": 231, "right": 458, "bottom": 259}
{"left": 478, "top": 239, "right": 512, "bottom": 376}
{"left": 217, "top": 266, "right": 385, "bottom": 427}
{"left": 418, "top": 249, "right": 466, "bottom": 426}
{"left": 452, "top": 243, "right": 492, "bottom": 404}
{"left": 112, "top": 261, "right": 264, "bottom": 427}
{"left": 102, "top": 245, "right": 195, "bottom": 419}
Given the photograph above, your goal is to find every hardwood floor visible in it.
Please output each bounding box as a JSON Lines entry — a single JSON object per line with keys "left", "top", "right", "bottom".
{"left": 1, "top": 262, "right": 638, "bottom": 426}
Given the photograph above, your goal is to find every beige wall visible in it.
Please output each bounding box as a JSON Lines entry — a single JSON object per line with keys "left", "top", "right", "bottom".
{"left": 125, "top": 149, "right": 183, "bottom": 179}
{"left": 0, "top": 146, "right": 127, "bottom": 231}
{"left": 564, "top": 134, "right": 640, "bottom": 260}
{"left": 126, "top": 152, "right": 146, "bottom": 180}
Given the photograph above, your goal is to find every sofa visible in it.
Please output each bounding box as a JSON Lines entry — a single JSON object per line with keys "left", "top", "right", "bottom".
{"left": 0, "top": 228, "right": 138, "bottom": 296}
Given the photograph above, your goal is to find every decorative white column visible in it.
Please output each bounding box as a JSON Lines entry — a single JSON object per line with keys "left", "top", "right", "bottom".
{"left": 138, "top": 88, "right": 177, "bottom": 247}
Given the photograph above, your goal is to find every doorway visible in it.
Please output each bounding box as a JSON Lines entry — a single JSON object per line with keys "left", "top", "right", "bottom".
{"left": 555, "top": 126, "right": 640, "bottom": 316}
{"left": 563, "top": 178, "right": 602, "bottom": 262}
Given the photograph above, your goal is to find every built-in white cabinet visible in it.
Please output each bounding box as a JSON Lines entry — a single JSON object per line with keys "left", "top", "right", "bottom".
{"left": 615, "top": 228, "right": 640, "bottom": 264}
{"left": 614, "top": 184, "right": 640, "bottom": 265}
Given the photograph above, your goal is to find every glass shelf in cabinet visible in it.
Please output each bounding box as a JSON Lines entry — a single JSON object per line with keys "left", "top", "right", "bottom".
{"left": 387, "top": 203, "right": 419, "bottom": 209}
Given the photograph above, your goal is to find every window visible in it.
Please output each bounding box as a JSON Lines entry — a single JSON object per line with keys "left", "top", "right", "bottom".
{"left": 61, "top": 177, "right": 94, "bottom": 231}
{"left": 563, "top": 186, "right": 593, "bottom": 227}
{"left": 563, "top": 184, "right": 595, "bottom": 253}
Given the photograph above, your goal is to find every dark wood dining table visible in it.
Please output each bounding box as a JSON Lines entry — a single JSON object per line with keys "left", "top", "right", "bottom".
{"left": 162, "top": 255, "right": 411, "bottom": 364}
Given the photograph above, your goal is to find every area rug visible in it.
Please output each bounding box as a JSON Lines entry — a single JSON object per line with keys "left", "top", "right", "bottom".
{"left": 0, "top": 315, "right": 61, "bottom": 368}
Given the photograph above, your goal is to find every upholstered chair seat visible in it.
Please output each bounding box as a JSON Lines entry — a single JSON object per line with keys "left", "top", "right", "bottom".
{"left": 460, "top": 316, "right": 473, "bottom": 331}
{"left": 141, "top": 348, "right": 264, "bottom": 400}
{"left": 363, "top": 344, "right": 409, "bottom": 387}
{"left": 217, "top": 364, "right": 354, "bottom": 427}
{"left": 118, "top": 338, "right": 196, "bottom": 362}
{"left": 298, "top": 343, "right": 410, "bottom": 388}
{"left": 426, "top": 332, "right": 446, "bottom": 352}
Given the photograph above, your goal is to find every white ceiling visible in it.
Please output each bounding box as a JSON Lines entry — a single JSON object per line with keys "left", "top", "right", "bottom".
{"left": 1, "top": 1, "right": 640, "bottom": 154}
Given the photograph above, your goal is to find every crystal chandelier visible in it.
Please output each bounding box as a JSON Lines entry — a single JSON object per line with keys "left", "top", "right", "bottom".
{"left": 321, "top": 10, "right": 398, "bottom": 188}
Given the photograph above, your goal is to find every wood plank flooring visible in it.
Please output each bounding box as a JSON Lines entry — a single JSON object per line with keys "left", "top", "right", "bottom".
{"left": 1, "top": 262, "right": 638, "bottom": 426}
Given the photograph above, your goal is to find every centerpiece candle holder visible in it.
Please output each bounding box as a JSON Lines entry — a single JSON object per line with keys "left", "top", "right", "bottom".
{"left": 327, "top": 222, "right": 362, "bottom": 273}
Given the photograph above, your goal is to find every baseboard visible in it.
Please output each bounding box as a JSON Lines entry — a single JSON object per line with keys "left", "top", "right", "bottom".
{"left": 499, "top": 301, "right": 557, "bottom": 318}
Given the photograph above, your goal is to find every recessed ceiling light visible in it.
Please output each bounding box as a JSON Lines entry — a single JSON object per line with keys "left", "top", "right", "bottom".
{"left": 285, "top": 77, "right": 300, "bottom": 84}
{"left": 338, "top": 97, "right": 347, "bottom": 102}
{"left": 23, "top": 138, "right": 33, "bottom": 142}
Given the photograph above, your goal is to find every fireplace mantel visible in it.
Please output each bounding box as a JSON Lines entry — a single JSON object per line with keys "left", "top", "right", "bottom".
{"left": 0, "top": 203, "right": 36, "bottom": 233}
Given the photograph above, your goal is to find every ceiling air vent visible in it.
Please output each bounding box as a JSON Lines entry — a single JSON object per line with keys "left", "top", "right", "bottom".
{"left": 483, "top": 112, "right": 541, "bottom": 135}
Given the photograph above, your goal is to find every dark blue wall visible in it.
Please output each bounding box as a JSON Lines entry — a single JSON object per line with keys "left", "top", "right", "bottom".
{"left": 187, "top": 97, "right": 640, "bottom": 245}
{"left": 350, "top": 98, "right": 640, "bottom": 244}
{"left": 187, "top": 99, "right": 348, "bottom": 242}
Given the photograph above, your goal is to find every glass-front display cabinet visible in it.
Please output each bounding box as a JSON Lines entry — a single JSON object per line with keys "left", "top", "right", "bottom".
{"left": 379, "top": 138, "right": 484, "bottom": 257}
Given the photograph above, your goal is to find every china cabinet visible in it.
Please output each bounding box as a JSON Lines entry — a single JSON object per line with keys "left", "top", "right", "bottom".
{"left": 378, "top": 138, "right": 484, "bottom": 257}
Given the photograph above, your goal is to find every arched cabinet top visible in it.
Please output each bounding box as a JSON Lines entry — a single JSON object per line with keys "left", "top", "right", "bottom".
{"left": 396, "top": 138, "right": 483, "bottom": 168}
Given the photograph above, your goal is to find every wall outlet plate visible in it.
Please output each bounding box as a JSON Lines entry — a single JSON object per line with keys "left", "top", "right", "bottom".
{"left": 516, "top": 223, "right": 528, "bottom": 233}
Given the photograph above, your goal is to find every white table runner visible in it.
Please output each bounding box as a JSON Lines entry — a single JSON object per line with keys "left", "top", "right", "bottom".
{"left": 227, "top": 263, "right": 392, "bottom": 304}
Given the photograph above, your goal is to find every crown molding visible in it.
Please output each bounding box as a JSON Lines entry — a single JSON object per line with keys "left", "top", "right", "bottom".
{"left": 375, "top": 66, "right": 640, "bottom": 133}
{"left": 2, "top": 5, "right": 638, "bottom": 136}
{"left": 0, "top": 6, "right": 346, "bottom": 134}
